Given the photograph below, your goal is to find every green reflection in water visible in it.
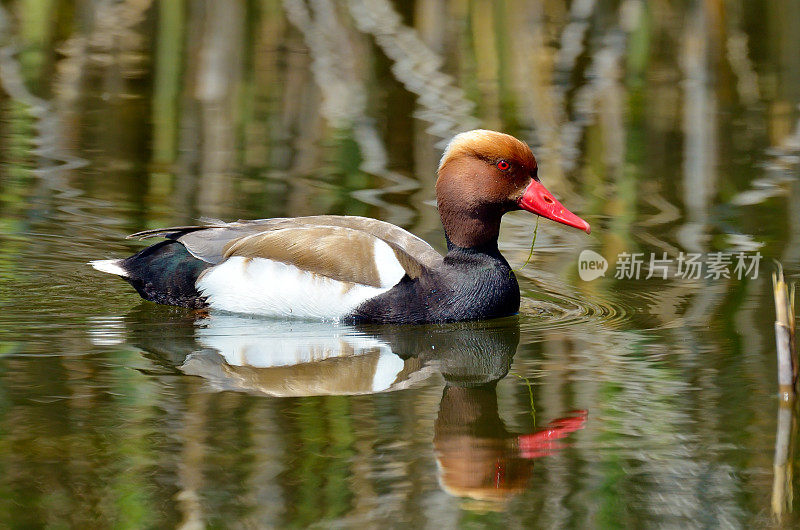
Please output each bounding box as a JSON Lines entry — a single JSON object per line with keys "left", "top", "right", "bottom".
{"left": 0, "top": 0, "right": 798, "bottom": 527}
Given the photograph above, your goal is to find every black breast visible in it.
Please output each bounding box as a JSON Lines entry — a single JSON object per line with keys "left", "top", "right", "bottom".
{"left": 349, "top": 245, "right": 520, "bottom": 324}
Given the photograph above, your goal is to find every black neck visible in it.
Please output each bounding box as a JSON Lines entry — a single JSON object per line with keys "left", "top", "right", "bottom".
{"left": 444, "top": 233, "right": 503, "bottom": 257}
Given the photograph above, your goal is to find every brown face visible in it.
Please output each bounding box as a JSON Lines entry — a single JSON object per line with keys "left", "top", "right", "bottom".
{"left": 437, "top": 130, "right": 537, "bottom": 210}
{"left": 482, "top": 155, "right": 539, "bottom": 210}
{"left": 436, "top": 154, "right": 533, "bottom": 216}
{"left": 436, "top": 130, "right": 590, "bottom": 245}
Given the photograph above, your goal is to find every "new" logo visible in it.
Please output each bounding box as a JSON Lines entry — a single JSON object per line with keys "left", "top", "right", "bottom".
{"left": 578, "top": 249, "right": 608, "bottom": 281}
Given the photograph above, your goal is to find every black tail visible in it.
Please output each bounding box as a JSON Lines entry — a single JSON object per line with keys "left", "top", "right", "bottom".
{"left": 118, "top": 240, "right": 212, "bottom": 308}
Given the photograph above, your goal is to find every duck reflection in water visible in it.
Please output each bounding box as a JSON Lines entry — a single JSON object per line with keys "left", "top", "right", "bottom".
{"left": 127, "top": 309, "right": 587, "bottom": 504}
{"left": 421, "top": 323, "right": 586, "bottom": 505}
{"left": 435, "top": 379, "right": 586, "bottom": 504}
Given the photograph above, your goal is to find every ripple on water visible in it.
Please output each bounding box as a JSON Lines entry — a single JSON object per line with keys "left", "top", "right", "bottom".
{"left": 518, "top": 283, "right": 636, "bottom": 332}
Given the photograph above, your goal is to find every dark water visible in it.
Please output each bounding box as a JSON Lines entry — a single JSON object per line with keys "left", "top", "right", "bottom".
{"left": 1, "top": 0, "right": 800, "bottom": 527}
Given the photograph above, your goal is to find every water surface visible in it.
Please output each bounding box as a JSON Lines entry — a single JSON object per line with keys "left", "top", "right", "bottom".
{"left": 1, "top": 0, "right": 800, "bottom": 527}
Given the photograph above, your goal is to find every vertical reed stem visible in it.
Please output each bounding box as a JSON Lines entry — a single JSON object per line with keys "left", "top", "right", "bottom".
{"left": 772, "top": 263, "right": 796, "bottom": 401}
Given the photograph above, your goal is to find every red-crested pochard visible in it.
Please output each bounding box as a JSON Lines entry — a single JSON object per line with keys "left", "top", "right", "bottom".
{"left": 90, "top": 130, "right": 590, "bottom": 323}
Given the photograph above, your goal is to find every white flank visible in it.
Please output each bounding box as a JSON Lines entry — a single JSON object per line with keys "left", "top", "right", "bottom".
{"left": 196, "top": 256, "right": 395, "bottom": 320}
{"left": 89, "top": 259, "right": 128, "bottom": 277}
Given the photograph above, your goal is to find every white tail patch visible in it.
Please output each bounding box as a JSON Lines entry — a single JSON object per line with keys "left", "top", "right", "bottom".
{"left": 89, "top": 259, "right": 128, "bottom": 277}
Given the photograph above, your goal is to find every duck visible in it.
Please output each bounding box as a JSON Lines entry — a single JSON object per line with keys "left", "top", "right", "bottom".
{"left": 90, "top": 129, "right": 590, "bottom": 324}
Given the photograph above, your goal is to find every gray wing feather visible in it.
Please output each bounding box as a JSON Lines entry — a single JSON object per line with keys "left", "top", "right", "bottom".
{"left": 127, "top": 216, "right": 443, "bottom": 271}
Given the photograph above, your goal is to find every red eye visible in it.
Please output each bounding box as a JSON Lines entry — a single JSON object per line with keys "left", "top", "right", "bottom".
{"left": 496, "top": 160, "right": 510, "bottom": 171}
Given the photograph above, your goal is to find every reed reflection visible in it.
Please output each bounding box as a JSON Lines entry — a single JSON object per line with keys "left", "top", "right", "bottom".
{"left": 129, "top": 312, "right": 587, "bottom": 505}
